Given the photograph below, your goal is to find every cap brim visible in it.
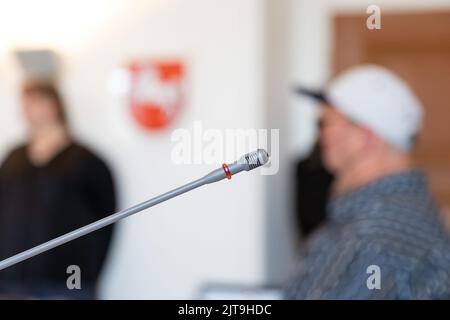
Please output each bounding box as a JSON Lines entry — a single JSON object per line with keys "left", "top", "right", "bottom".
{"left": 293, "top": 87, "right": 329, "bottom": 104}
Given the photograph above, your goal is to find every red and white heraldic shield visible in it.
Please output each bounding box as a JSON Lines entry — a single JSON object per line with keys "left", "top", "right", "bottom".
{"left": 128, "top": 61, "right": 184, "bottom": 130}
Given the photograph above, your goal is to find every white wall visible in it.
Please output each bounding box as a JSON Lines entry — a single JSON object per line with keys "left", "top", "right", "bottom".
{"left": 0, "top": 0, "right": 266, "bottom": 299}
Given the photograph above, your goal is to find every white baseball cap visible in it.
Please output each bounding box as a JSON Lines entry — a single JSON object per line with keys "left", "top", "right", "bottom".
{"left": 295, "top": 65, "right": 423, "bottom": 150}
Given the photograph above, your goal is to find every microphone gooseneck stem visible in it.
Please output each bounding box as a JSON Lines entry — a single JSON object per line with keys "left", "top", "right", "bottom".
{"left": 0, "top": 148, "right": 269, "bottom": 271}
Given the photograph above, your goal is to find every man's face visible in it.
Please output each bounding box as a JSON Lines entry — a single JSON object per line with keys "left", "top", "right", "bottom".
{"left": 319, "top": 106, "right": 370, "bottom": 174}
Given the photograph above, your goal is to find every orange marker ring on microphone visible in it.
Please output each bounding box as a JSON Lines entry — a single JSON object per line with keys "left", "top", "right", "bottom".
{"left": 222, "top": 163, "right": 232, "bottom": 180}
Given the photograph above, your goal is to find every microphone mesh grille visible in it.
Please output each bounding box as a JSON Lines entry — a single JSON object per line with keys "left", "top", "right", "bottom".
{"left": 245, "top": 151, "right": 261, "bottom": 170}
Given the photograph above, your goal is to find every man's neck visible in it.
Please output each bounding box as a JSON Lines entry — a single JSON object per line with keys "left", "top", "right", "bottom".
{"left": 333, "top": 151, "right": 414, "bottom": 196}
{"left": 28, "top": 124, "right": 71, "bottom": 166}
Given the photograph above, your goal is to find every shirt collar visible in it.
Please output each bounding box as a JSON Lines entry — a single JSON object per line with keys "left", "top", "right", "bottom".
{"left": 328, "top": 169, "right": 428, "bottom": 223}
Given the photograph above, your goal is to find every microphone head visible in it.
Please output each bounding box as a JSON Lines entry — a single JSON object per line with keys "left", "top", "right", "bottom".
{"left": 203, "top": 149, "right": 270, "bottom": 184}
{"left": 239, "top": 149, "right": 270, "bottom": 171}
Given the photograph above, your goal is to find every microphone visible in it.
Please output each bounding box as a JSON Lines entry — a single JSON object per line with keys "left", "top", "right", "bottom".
{"left": 0, "top": 149, "right": 269, "bottom": 271}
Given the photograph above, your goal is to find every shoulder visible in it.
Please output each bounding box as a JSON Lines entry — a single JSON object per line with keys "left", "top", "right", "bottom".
{"left": 69, "top": 142, "right": 114, "bottom": 177}
{"left": 0, "top": 144, "right": 28, "bottom": 173}
{"left": 349, "top": 190, "right": 443, "bottom": 244}
{"left": 69, "top": 143, "right": 107, "bottom": 165}
{"left": 2, "top": 144, "right": 27, "bottom": 161}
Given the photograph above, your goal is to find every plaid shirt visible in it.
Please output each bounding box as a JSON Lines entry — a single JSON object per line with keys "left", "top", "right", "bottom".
{"left": 285, "top": 169, "right": 450, "bottom": 299}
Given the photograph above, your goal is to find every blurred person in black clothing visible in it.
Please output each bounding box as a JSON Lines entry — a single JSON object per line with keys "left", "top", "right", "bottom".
{"left": 295, "top": 143, "right": 333, "bottom": 239}
{"left": 0, "top": 80, "right": 116, "bottom": 299}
